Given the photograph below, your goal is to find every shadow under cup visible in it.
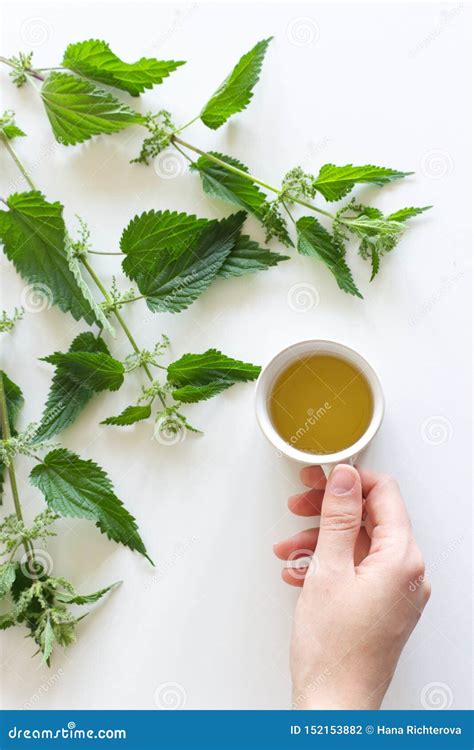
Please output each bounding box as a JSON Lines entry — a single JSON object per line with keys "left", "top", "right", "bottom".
{"left": 255, "top": 340, "right": 384, "bottom": 467}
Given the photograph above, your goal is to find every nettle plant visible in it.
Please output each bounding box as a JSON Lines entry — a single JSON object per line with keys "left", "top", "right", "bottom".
{"left": 0, "top": 37, "right": 429, "bottom": 664}
{"left": 0, "top": 37, "right": 430, "bottom": 294}
{"left": 0, "top": 136, "right": 266, "bottom": 664}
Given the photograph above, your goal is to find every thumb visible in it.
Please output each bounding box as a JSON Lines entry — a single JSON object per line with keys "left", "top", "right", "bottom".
{"left": 316, "top": 464, "right": 363, "bottom": 569}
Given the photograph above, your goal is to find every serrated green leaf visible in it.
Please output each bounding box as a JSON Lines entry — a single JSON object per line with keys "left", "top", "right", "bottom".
{"left": 0, "top": 191, "right": 98, "bottom": 325}
{"left": 3, "top": 125, "right": 25, "bottom": 139}
{"left": 345, "top": 216, "right": 404, "bottom": 239}
{"left": 41, "top": 72, "right": 144, "bottom": 145}
{"left": 0, "top": 111, "right": 26, "bottom": 140}
{"left": 0, "top": 561, "right": 17, "bottom": 599}
{"left": 191, "top": 152, "right": 293, "bottom": 247}
{"left": 126, "top": 212, "right": 246, "bottom": 313}
{"left": 296, "top": 216, "right": 362, "bottom": 298}
{"left": 30, "top": 448, "right": 150, "bottom": 560}
{"left": 38, "top": 616, "right": 55, "bottom": 662}
{"left": 218, "top": 235, "right": 289, "bottom": 278}
{"left": 200, "top": 38, "right": 272, "bottom": 129}
{"left": 370, "top": 246, "right": 380, "bottom": 282}
{"left": 0, "top": 613, "right": 16, "bottom": 629}
{"left": 121, "top": 210, "right": 209, "bottom": 281}
{"left": 0, "top": 371, "right": 24, "bottom": 432}
{"left": 57, "top": 580, "right": 121, "bottom": 605}
{"left": 34, "top": 333, "right": 109, "bottom": 443}
{"left": 101, "top": 404, "right": 151, "bottom": 426}
{"left": 168, "top": 349, "right": 261, "bottom": 403}
{"left": 192, "top": 152, "right": 267, "bottom": 212}
{"left": 386, "top": 206, "right": 432, "bottom": 222}
{"left": 171, "top": 382, "right": 231, "bottom": 403}
{"left": 41, "top": 351, "right": 124, "bottom": 393}
{"left": 62, "top": 39, "right": 185, "bottom": 96}
{"left": 313, "top": 164, "right": 411, "bottom": 202}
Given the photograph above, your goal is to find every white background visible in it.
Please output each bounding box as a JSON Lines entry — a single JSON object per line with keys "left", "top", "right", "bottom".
{"left": 0, "top": 1, "right": 471, "bottom": 711}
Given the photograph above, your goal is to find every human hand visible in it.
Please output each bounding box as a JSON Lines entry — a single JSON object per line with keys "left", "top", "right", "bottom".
{"left": 273, "top": 464, "right": 431, "bottom": 709}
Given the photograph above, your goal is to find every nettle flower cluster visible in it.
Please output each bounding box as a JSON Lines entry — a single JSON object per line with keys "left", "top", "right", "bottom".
{"left": 0, "top": 36, "right": 430, "bottom": 664}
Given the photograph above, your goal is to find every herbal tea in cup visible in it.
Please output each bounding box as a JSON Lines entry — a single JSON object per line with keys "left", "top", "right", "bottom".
{"left": 255, "top": 340, "right": 384, "bottom": 467}
{"left": 268, "top": 354, "right": 373, "bottom": 454}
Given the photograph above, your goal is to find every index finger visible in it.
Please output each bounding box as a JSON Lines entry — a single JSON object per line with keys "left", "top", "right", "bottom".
{"left": 357, "top": 468, "right": 411, "bottom": 534}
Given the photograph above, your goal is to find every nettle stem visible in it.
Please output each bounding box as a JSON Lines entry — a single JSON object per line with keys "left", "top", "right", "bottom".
{"left": 171, "top": 135, "right": 335, "bottom": 220}
{"left": 77, "top": 259, "right": 167, "bottom": 407}
{"left": 0, "top": 373, "right": 37, "bottom": 570}
{"left": 0, "top": 56, "right": 45, "bottom": 82}
{"left": 0, "top": 134, "right": 36, "bottom": 190}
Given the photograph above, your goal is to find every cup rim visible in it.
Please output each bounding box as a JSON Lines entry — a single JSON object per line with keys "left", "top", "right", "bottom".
{"left": 255, "top": 339, "right": 385, "bottom": 464}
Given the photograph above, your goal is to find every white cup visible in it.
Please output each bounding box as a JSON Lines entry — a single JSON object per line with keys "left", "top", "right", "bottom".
{"left": 255, "top": 339, "right": 384, "bottom": 476}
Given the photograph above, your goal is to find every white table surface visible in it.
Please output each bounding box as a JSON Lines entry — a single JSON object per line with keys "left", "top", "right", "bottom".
{"left": 0, "top": 0, "right": 471, "bottom": 711}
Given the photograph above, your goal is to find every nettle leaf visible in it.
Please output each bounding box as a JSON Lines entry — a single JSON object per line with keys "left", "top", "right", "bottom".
{"left": 34, "top": 332, "right": 110, "bottom": 442}
{"left": 192, "top": 152, "right": 267, "bottom": 213}
{"left": 62, "top": 39, "right": 185, "bottom": 96}
{"left": 344, "top": 216, "right": 404, "bottom": 238}
{"left": 0, "top": 112, "right": 26, "bottom": 140}
{"left": 125, "top": 212, "right": 246, "bottom": 313}
{"left": 0, "top": 191, "right": 98, "bottom": 325}
{"left": 170, "top": 382, "right": 231, "bottom": 404}
{"left": 38, "top": 617, "right": 55, "bottom": 663}
{"left": 370, "top": 247, "right": 380, "bottom": 281}
{"left": 386, "top": 206, "right": 432, "bottom": 222}
{"left": 41, "top": 72, "right": 144, "bottom": 145}
{"left": 191, "top": 152, "right": 293, "bottom": 247}
{"left": 30, "top": 448, "right": 150, "bottom": 561}
{"left": 101, "top": 404, "right": 151, "bottom": 426}
{"left": 313, "top": 164, "right": 411, "bottom": 202}
{"left": 168, "top": 349, "right": 261, "bottom": 403}
{"left": 296, "top": 216, "right": 362, "bottom": 298}
{"left": 0, "top": 561, "right": 17, "bottom": 599}
{"left": 200, "top": 37, "right": 272, "bottom": 129}
{"left": 57, "top": 580, "right": 121, "bottom": 605}
{"left": 0, "top": 371, "right": 24, "bottom": 433}
{"left": 218, "top": 235, "right": 289, "bottom": 278}
{"left": 0, "top": 371, "right": 24, "bottom": 498}
{"left": 121, "top": 210, "right": 209, "bottom": 281}
{"left": 0, "top": 613, "right": 16, "bottom": 629}
{"left": 41, "top": 351, "right": 124, "bottom": 393}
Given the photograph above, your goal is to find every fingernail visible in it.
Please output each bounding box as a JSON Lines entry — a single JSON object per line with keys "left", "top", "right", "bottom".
{"left": 328, "top": 465, "right": 356, "bottom": 496}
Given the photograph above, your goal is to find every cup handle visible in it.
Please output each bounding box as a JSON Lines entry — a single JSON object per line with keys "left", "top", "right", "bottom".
{"left": 320, "top": 455, "right": 357, "bottom": 478}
